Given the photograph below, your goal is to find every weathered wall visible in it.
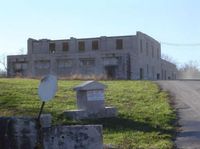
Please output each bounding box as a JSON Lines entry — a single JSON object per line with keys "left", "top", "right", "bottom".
{"left": 161, "top": 59, "right": 177, "bottom": 80}
{"left": 135, "top": 32, "right": 162, "bottom": 80}
{"left": 0, "top": 117, "right": 38, "bottom": 149}
{"left": 7, "top": 31, "right": 177, "bottom": 80}
{"left": 0, "top": 117, "right": 103, "bottom": 149}
{"left": 43, "top": 125, "right": 103, "bottom": 149}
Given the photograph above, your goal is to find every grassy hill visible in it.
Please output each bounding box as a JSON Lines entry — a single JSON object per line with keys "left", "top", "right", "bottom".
{"left": 0, "top": 78, "right": 176, "bottom": 149}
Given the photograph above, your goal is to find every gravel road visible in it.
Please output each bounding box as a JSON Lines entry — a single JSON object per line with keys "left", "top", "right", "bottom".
{"left": 156, "top": 81, "right": 200, "bottom": 149}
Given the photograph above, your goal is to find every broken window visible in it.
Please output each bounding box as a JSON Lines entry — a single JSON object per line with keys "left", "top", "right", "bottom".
{"left": 14, "top": 62, "right": 27, "bottom": 71}
{"left": 92, "top": 40, "right": 99, "bottom": 50}
{"left": 80, "top": 59, "right": 95, "bottom": 67}
{"left": 116, "top": 39, "right": 123, "bottom": 49}
{"left": 78, "top": 41, "right": 85, "bottom": 51}
{"left": 49, "top": 43, "right": 56, "bottom": 54}
{"left": 14, "top": 63, "right": 22, "bottom": 70}
{"left": 62, "top": 42, "right": 69, "bottom": 51}
{"left": 35, "top": 60, "right": 50, "bottom": 69}
{"left": 57, "top": 59, "right": 73, "bottom": 68}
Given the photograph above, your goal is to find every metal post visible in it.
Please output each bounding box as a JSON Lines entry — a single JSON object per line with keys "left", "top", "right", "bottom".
{"left": 37, "top": 101, "right": 45, "bottom": 121}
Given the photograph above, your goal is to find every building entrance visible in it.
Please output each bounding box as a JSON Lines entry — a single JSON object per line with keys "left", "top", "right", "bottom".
{"left": 105, "top": 66, "right": 116, "bottom": 79}
{"left": 139, "top": 68, "right": 144, "bottom": 80}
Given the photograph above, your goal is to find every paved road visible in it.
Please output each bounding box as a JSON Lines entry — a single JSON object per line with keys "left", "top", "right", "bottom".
{"left": 156, "top": 81, "right": 200, "bottom": 149}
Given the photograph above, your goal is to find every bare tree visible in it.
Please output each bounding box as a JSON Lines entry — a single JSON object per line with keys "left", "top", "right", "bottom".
{"left": 161, "top": 54, "right": 177, "bottom": 64}
{"left": 0, "top": 54, "right": 7, "bottom": 77}
{"left": 18, "top": 48, "right": 25, "bottom": 55}
{"left": 0, "top": 55, "right": 7, "bottom": 71}
{"left": 178, "top": 61, "right": 200, "bottom": 79}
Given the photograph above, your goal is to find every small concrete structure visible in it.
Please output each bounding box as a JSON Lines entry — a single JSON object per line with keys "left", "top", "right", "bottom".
{"left": 75, "top": 80, "right": 106, "bottom": 112}
{"left": 64, "top": 81, "right": 117, "bottom": 120}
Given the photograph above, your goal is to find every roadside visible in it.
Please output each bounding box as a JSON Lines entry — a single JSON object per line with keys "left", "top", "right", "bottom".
{"left": 156, "top": 81, "right": 200, "bottom": 149}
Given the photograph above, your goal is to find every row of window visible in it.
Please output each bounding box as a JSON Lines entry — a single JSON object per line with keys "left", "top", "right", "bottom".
{"left": 140, "top": 40, "right": 160, "bottom": 59}
{"left": 34, "top": 59, "right": 96, "bottom": 69}
{"left": 49, "top": 39, "right": 123, "bottom": 53}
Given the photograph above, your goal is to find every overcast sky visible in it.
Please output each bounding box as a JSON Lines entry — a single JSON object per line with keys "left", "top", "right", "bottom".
{"left": 0, "top": 0, "right": 200, "bottom": 68}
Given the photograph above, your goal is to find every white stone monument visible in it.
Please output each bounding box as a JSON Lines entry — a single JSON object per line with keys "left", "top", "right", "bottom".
{"left": 74, "top": 80, "right": 106, "bottom": 113}
{"left": 64, "top": 80, "right": 117, "bottom": 120}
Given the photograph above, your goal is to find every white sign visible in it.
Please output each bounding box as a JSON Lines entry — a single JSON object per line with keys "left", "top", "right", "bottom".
{"left": 87, "top": 90, "right": 104, "bottom": 101}
{"left": 38, "top": 75, "right": 57, "bottom": 101}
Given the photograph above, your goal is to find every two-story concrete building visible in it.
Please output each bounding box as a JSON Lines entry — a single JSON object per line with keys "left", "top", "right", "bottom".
{"left": 7, "top": 31, "right": 177, "bottom": 80}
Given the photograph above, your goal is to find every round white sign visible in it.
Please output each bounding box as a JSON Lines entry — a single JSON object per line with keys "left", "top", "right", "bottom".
{"left": 38, "top": 75, "right": 57, "bottom": 101}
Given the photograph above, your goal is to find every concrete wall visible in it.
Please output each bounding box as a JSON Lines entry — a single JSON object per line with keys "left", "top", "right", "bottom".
{"left": 7, "top": 55, "right": 29, "bottom": 77}
{"left": 43, "top": 125, "right": 103, "bottom": 149}
{"left": 161, "top": 59, "right": 177, "bottom": 80}
{"left": 0, "top": 117, "right": 103, "bottom": 149}
{"left": 0, "top": 117, "right": 38, "bottom": 149}
{"left": 7, "top": 31, "right": 177, "bottom": 80}
{"left": 135, "top": 32, "right": 162, "bottom": 80}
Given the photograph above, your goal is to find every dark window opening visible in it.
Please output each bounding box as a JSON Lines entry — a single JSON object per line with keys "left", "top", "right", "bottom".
{"left": 78, "top": 41, "right": 85, "bottom": 51}
{"left": 116, "top": 39, "right": 123, "bottom": 49}
{"left": 62, "top": 42, "right": 69, "bottom": 51}
{"left": 164, "top": 70, "right": 167, "bottom": 80}
{"left": 157, "top": 73, "right": 160, "bottom": 80}
{"left": 140, "top": 68, "right": 144, "bottom": 80}
{"left": 105, "top": 66, "right": 116, "bottom": 79}
{"left": 92, "top": 40, "right": 99, "bottom": 50}
{"left": 49, "top": 43, "right": 56, "bottom": 54}
{"left": 80, "top": 59, "right": 95, "bottom": 67}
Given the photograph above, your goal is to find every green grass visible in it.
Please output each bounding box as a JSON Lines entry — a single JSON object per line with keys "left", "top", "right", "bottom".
{"left": 0, "top": 78, "right": 176, "bottom": 149}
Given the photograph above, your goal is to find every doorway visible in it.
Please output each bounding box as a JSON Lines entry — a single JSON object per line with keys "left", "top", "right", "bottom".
{"left": 139, "top": 68, "right": 144, "bottom": 80}
{"left": 157, "top": 73, "right": 160, "bottom": 80}
{"left": 105, "top": 66, "right": 116, "bottom": 79}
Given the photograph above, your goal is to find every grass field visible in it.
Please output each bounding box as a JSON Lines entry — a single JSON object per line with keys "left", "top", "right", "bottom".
{"left": 0, "top": 78, "right": 176, "bottom": 149}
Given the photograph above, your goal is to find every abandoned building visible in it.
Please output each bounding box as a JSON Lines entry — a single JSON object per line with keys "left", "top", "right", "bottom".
{"left": 7, "top": 31, "right": 177, "bottom": 80}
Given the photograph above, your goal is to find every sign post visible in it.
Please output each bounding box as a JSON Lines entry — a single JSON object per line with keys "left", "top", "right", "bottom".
{"left": 37, "top": 75, "right": 57, "bottom": 121}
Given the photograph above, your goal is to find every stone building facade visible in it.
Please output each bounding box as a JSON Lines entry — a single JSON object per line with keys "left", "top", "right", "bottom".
{"left": 7, "top": 31, "right": 177, "bottom": 80}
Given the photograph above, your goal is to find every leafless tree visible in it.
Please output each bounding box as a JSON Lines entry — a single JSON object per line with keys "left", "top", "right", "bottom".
{"left": 161, "top": 54, "right": 177, "bottom": 64}
{"left": 18, "top": 48, "right": 25, "bottom": 55}
{"left": 178, "top": 61, "right": 200, "bottom": 79}
{"left": 0, "top": 55, "right": 7, "bottom": 71}
{"left": 0, "top": 54, "right": 7, "bottom": 77}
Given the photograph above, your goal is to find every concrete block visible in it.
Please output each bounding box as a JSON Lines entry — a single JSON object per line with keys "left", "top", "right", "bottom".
{"left": 40, "top": 114, "right": 52, "bottom": 128}
{"left": 42, "top": 125, "right": 103, "bottom": 149}
{"left": 64, "top": 107, "right": 117, "bottom": 120}
{"left": 64, "top": 109, "right": 88, "bottom": 120}
{"left": 0, "top": 117, "right": 38, "bottom": 149}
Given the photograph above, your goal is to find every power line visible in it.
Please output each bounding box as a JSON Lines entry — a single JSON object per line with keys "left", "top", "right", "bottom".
{"left": 160, "top": 42, "right": 200, "bottom": 47}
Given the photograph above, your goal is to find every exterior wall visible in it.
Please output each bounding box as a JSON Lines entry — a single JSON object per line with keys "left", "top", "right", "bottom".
{"left": 0, "top": 117, "right": 103, "bottom": 149}
{"left": 7, "top": 31, "right": 177, "bottom": 80}
{"left": 161, "top": 59, "right": 177, "bottom": 80}
{"left": 7, "top": 55, "right": 28, "bottom": 77}
{"left": 136, "top": 32, "right": 162, "bottom": 80}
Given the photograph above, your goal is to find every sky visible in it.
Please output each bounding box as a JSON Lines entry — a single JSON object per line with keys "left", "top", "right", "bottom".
{"left": 0, "top": 0, "right": 200, "bottom": 69}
